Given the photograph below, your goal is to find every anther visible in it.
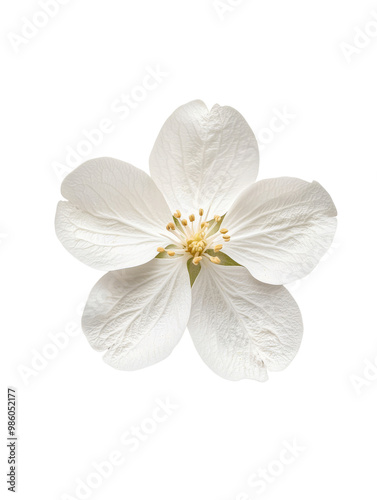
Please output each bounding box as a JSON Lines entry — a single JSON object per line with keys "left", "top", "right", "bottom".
{"left": 181, "top": 219, "right": 188, "bottom": 226}
{"left": 168, "top": 222, "right": 176, "bottom": 230}
{"left": 193, "top": 256, "right": 202, "bottom": 265}
{"left": 223, "top": 235, "right": 230, "bottom": 242}
{"left": 157, "top": 247, "right": 165, "bottom": 253}
{"left": 189, "top": 214, "right": 195, "bottom": 222}
{"left": 174, "top": 210, "right": 181, "bottom": 218}
{"left": 214, "top": 215, "right": 221, "bottom": 222}
{"left": 167, "top": 250, "right": 175, "bottom": 256}
{"left": 199, "top": 208, "right": 204, "bottom": 216}
{"left": 214, "top": 244, "right": 223, "bottom": 253}
{"left": 220, "top": 228, "right": 228, "bottom": 234}
{"left": 210, "top": 256, "right": 221, "bottom": 264}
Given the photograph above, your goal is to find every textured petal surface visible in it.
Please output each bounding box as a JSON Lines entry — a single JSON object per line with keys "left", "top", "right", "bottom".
{"left": 223, "top": 177, "right": 337, "bottom": 285}
{"left": 82, "top": 258, "right": 191, "bottom": 370}
{"left": 188, "top": 262, "right": 303, "bottom": 381}
{"left": 149, "top": 100, "right": 259, "bottom": 216}
{"left": 55, "top": 157, "right": 172, "bottom": 271}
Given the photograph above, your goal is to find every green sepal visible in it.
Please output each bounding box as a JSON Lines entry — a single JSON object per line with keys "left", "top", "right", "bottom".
{"left": 206, "top": 214, "right": 226, "bottom": 237}
{"left": 172, "top": 216, "right": 185, "bottom": 234}
{"left": 187, "top": 257, "right": 201, "bottom": 287}
{"left": 205, "top": 249, "right": 241, "bottom": 266}
{"left": 155, "top": 244, "right": 180, "bottom": 259}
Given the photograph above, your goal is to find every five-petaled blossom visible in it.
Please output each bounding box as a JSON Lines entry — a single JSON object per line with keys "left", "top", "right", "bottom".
{"left": 55, "top": 100, "right": 337, "bottom": 381}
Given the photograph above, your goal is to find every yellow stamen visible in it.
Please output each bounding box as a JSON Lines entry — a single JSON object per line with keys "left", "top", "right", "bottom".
{"left": 162, "top": 208, "right": 232, "bottom": 260}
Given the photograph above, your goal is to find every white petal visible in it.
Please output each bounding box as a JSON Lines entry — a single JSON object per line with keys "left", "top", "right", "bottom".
{"left": 188, "top": 262, "right": 303, "bottom": 381}
{"left": 223, "top": 177, "right": 337, "bottom": 285}
{"left": 55, "top": 157, "right": 172, "bottom": 271}
{"left": 82, "top": 258, "right": 191, "bottom": 370}
{"left": 149, "top": 100, "right": 259, "bottom": 216}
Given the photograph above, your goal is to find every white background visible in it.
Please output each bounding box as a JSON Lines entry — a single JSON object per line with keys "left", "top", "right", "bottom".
{"left": 1, "top": 0, "right": 377, "bottom": 499}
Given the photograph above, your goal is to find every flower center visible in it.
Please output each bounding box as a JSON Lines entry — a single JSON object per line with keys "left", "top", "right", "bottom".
{"left": 186, "top": 232, "right": 207, "bottom": 256}
{"left": 156, "top": 208, "right": 231, "bottom": 266}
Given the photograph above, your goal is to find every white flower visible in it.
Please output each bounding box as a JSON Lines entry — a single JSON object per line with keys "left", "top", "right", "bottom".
{"left": 55, "top": 100, "right": 337, "bottom": 381}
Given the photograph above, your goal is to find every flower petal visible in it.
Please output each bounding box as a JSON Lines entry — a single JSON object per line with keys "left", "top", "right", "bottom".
{"left": 223, "top": 177, "right": 337, "bottom": 285}
{"left": 55, "top": 157, "right": 172, "bottom": 271}
{"left": 149, "top": 100, "right": 259, "bottom": 216}
{"left": 82, "top": 258, "right": 191, "bottom": 370}
{"left": 188, "top": 262, "right": 303, "bottom": 381}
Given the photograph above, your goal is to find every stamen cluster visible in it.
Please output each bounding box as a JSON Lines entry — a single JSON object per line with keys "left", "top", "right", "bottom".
{"left": 157, "top": 208, "right": 231, "bottom": 265}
